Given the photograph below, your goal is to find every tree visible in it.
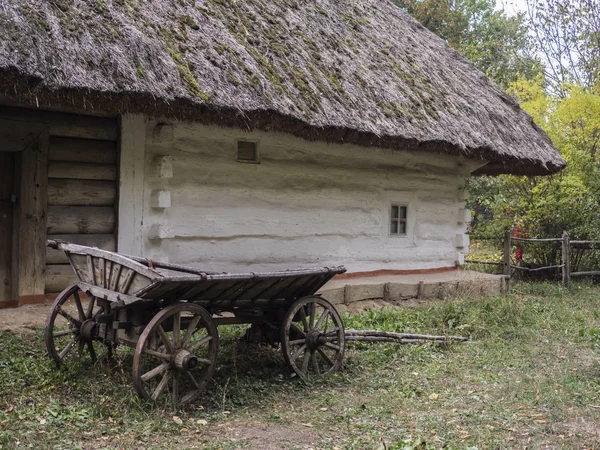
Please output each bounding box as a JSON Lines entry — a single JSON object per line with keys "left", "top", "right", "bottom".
{"left": 396, "top": 0, "right": 541, "bottom": 87}
{"left": 525, "top": 0, "right": 600, "bottom": 94}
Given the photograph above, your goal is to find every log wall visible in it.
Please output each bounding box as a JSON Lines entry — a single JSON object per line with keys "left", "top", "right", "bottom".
{"left": 45, "top": 130, "right": 118, "bottom": 293}
{"left": 140, "top": 122, "right": 477, "bottom": 273}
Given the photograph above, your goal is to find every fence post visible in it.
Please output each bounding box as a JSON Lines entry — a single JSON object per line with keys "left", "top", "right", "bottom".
{"left": 504, "top": 230, "right": 512, "bottom": 292}
{"left": 562, "top": 230, "right": 570, "bottom": 288}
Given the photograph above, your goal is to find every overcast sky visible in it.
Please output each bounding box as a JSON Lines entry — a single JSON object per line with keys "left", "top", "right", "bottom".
{"left": 497, "top": 0, "right": 528, "bottom": 14}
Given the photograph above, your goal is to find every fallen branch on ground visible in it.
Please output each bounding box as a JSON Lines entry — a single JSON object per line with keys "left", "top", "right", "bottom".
{"left": 344, "top": 329, "right": 468, "bottom": 344}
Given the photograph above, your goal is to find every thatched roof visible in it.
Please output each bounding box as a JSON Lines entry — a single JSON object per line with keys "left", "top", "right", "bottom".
{"left": 0, "top": 0, "right": 565, "bottom": 175}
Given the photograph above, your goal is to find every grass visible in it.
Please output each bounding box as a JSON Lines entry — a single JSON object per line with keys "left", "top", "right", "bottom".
{"left": 1, "top": 282, "right": 600, "bottom": 449}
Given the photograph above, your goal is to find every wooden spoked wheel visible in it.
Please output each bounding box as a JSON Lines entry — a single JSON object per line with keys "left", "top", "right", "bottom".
{"left": 45, "top": 284, "right": 111, "bottom": 368}
{"left": 281, "top": 296, "right": 345, "bottom": 378}
{"left": 132, "top": 303, "right": 218, "bottom": 409}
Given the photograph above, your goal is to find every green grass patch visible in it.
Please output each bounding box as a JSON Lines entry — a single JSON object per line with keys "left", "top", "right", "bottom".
{"left": 1, "top": 282, "right": 600, "bottom": 448}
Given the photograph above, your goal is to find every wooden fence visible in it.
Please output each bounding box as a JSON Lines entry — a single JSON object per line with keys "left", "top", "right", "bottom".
{"left": 466, "top": 231, "right": 600, "bottom": 289}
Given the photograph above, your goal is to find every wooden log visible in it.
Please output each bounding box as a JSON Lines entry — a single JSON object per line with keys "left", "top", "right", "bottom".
{"left": 503, "top": 230, "right": 512, "bottom": 292}
{"left": 49, "top": 137, "right": 117, "bottom": 164}
{"left": 48, "top": 161, "right": 117, "bottom": 181}
{"left": 512, "top": 237, "right": 563, "bottom": 242}
{"left": 562, "top": 231, "right": 570, "bottom": 288}
{"left": 47, "top": 179, "right": 116, "bottom": 206}
{"left": 571, "top": 271, "right": 600, "bottom": 277}
{"left": 45, "top": 264, "right": 77, "bottom": 293}
{"left": 0, "top": 106, "right": 118, "bottom": 141}
{"left": 47, "top": 206, "right": 115, "bottom": 234}
{"left": 46, "top": 234, "right": 116, "bottom": 264}
{"left": 18, "top": 133, "right": 48, "bottom": 301}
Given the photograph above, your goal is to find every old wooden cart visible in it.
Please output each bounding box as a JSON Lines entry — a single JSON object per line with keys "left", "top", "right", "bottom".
{"left": 45, "top": 241, "right": 347, "bottom": 407}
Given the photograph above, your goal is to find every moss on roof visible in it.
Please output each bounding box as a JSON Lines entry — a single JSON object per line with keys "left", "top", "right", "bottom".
{"left": 0, "top": 0, "right": 565, "bottom": 175}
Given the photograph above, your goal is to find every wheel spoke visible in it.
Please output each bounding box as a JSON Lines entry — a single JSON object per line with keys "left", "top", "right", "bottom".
{"left": 77, "top": 339, "right": 85, "bottom": 359}
{"left": 311, "top": 350, "right": 320, "bottom": 375}
{"left": 185, "top": 371, "right": 200, "bottom": 389}
{"left": 317, "top": 347, "right": 334, "bottom": 366}
{"left": 141, "top": 362, "right": 169, "bottom": 382}
{"left": 58, "top": 336, "right": 78, "bottom": 359}
{"left": 143, "top": 347, "right": 172, "bottom": 362}
{"left": 325, "top": 342, "right": 340, "bottom": 351}
{"left": 289, "top": 338, "right": 306, "bottom": 346}
{"left": 187, "top": 335, "right": 212, "bottom": 352}
{"left": 299, "top": 307, "right": 309, "bottom": 332}
{"left": 181, "top": 314, "right": 202, "bottom": 347}
{"left": 86, "top": 296, "right": 96, "bottom": 320}
{"left": 323, "top": 328, "right": 340, "bottom": 337}
{"left": 291, "top": 344, "right": 307, "bottom": 363}
{"left": 309, "top": 302, "right": 316, "bottom": 329}
{"left": 57, "top": 307, "right": 81, "bottom": 327}
{"left": 172, "top": 372, "right": 179, "bottom": 409}
{"left": 301, "top": 349, "right": 311, "bottom": 374}
{"left": 53, "top": 330, "right": 74, "bottom": 338}
{"left": 315, "top": 309, "right": 330, "bottom": 330}
{"left": 151, "top": 371, "right": 170, "bottom": 401}
{"left": 87, "top": 341, "right": 97, "bottom": 362}
{"left": 73, "top": 291, "right": 85, "bottom": 322}
{"left": 289, "top": 323, "right": 306, "bottom": 338}
{"left": 173, "top": 312, "right": 181, "bottom": 348}
{"left": 156, "top": 325, "right": 174, "bottom": 353}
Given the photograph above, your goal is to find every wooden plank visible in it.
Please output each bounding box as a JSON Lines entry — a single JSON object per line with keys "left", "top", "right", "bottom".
{"left": 18, "top": 133, "right": 49, "bottom": 300}
{"left": 0, "top": 106, "right": 118, "bottom": 141}
{"left": 48, "top": 161, "right": 116, "bottom": 181}
{"left": 0, "top": 120, "right": 48, "bottom": 152}
{"left": 48, "top": 179, "right": 116, "bottom": 206}
{"left": 49, "top": 137, "right": 117, "bottom": 164}
{"left": 571, "top": 271, "right": 600, "bottom": 277}
{"left": 562, "top": 231, "right": 570, "bottom": 288}
{"left": 46, "top": 234, "right": 116, "bottom": 264}
{"left": 0, "top": 153, "right": 15, "bottom": 304}
{"left": 47, "top": 206, "right": 115, "bottom": 234}
{"left": 45, "top": 264, "right": 77, "bottom": 293}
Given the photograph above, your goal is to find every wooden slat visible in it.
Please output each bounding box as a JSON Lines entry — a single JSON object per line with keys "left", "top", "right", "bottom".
{"left": 0, "top": 153, "right": 14, "bottom": 303}
{"left": 47, "top": 206, "right": 115, "bottom": 234}
{"left": 0, "top": 106, "right": 118, "bottom": 141}
{"left": 46, "top": 234, "right": 116, "bottom": 264}
{"left": 45, "top": 264, "right": 77, "bottom": 293}
{"left": 48, "top": 179, "right": 116, "bottom": 206}
{"left": 18, "top": 133, "right": 48, "bottom": 300}
{"left": 49, "top": 137, "right": 117, "bottom": 164}
{"left": 48, "top": 161, "right": 116, "bottom": 181}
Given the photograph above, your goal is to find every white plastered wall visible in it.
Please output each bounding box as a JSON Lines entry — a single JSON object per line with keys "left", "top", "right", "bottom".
{"left": 119, "top": 117, "right": 479, "bottom": 273}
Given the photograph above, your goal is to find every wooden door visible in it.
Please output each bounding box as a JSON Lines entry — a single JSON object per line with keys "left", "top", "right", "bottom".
{"left": 0, "top": 152, "right": 15, "bottom": 304}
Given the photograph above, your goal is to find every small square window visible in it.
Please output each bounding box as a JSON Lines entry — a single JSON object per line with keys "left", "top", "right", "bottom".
{"left": 237, "top": 140, "right": 259, "bottom": 163}
{"left": 390, "top": 203, "right": 407, "bottom": 236}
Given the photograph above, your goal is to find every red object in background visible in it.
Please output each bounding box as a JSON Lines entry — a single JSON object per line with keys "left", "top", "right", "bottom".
{"left": 514, "top": 222, "right": 524, "bottom": 261}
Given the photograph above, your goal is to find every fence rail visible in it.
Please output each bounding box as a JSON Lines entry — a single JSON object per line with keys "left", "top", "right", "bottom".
{"left": 466, "top": 231, "right": 600, "bottom": 290}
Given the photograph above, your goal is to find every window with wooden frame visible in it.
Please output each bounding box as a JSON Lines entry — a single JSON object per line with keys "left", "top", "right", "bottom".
{"left": 236, "top": 140, "right": 259, "bottom": 163}
{"left": 390, "top": 203, "right": 408, "bottom": 236}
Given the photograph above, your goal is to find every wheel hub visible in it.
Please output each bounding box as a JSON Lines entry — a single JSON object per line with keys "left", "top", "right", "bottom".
{"left": 80, "top": 319, "right": 96, "bottom": 340}
{"left": 173, "top": 349, "right": 198, "bottom": 371}
{"left": 306, "top": 331, "right": 323, "bottom": 350}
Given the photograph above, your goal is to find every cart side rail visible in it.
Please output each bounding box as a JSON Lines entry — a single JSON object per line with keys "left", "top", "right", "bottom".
{"left": 47, "top": 240, "right": 163, "bottom": 297}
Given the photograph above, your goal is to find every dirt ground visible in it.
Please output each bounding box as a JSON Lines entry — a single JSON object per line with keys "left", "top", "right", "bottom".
{"left": 0, "top": 302, "right": 53, "bottom": 333}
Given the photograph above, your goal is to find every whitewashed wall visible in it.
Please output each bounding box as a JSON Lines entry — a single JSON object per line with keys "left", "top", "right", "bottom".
{"left": 120, "top": 118, "right": 479, "bottom": 274}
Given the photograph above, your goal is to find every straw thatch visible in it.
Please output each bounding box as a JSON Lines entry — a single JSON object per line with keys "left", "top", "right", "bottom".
{"left": 0, "top": 0, "right": 565, "bottom": 175}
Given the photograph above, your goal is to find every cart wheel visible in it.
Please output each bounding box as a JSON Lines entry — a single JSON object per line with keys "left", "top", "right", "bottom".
{"left": 281, "top": 296, "right": 345, "bottom": 378}
{"left": 45, "top": 284, "right": 112, "bottom": 369}
{"left": 132, "top": 302, "right": 218, "bottom": 409}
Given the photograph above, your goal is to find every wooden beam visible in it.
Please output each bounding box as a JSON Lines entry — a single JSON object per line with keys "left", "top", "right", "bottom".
{"left": 48, "top": 161, "right": 117, "bottom": 181}
{"left": 45, "top": 264, "right": 77, "bottom": 293}
{"left": 0, "top": 120, "right": 48, "bottom": 152}
{"left": 49, "top": 137, "right": 117, "bottom": 164}
{"left": 0, "top": 106, "right": 118, "bottom": 141}
{"left": 47, "top": 206, "right": 115, "bottom": 234}
{"left": 46, "top": 234, "right": 116, "bottom": 264}
{"left": 17, "top": 131, "right": 49, "bottom": 303}
{"left": 48, "top": 179, "right": 116, "bottom": 206}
